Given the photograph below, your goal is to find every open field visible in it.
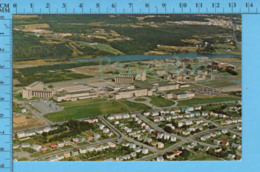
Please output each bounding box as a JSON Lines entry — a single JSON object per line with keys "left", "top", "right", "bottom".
{"left": 13, "top": 61, "right": 110, "bottom": 87}
{"left": 150, "top": 96, "right": 174, "bottom": 107}
{"left": 44, "top": 99, "right": 151, "bottom": 122}
{"left": 198, "top": 78, "right": 240, "bottom": 88}
{"left": 13, "top": 118, "right": 45, "bottom": 132}
{"left": 14, "top": 69, "right": 91, "bottom": 87}
{"left": 177, "top": 96, "right": 241, "bottom": 106}
{"left": 189, "top": 153, "right": 222, "bottom": 160}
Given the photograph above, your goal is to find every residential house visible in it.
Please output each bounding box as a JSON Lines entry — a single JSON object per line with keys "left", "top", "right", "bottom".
{"left": 156, "top": 156, "right": 164, "bottom": 161}
{"left": 97, "top": 123, "right": 105, "bottom": 130}
{"left": 72, "top": 137, "right": 80, "bottom": 144}
{"left": 130, "top": 152, "right": 137, "bottom": 158}
{"left": 228, "top": 154, "right": 236, "bottom": 159}
{"left": 49, "top": 155, "right": 59, "bottom": 161}
{"left": 94, "top": 133, "right": 101, "bottom": 140}
{"left": 32, "top": 144, "right": 42, "bottom": 152}
{"left": 50, "top": 144, "right": 57, "bottom": 149}
{"left": 17, "top": 131, "right": 26, "bottom": 139}
{"left": 103, "top": 128, "right": 110, "bottom": 134}
{"left": 40, "top": 146, "right": 48, "bottom": 153}
{"left": 108, "top": 142, "right": 116, "bottom": 148}
{"left": 57, "top": 142, "right": 65, "bottom": 148}
{"left": 157, "top": 142, "right": 164, "bottom": 149}
{"left": 142, "top": 148, "right": 149, "bottom": 154}
{"left": 64, "top": 152, "right": 71, "bottom": 158}
{"left": 71, "top": 149, "right": 79, "bottom": 156}
{"left": 79, "top": 148, "right": 87, "bottom": 154}
{"left": 21, "top": 143, "right": 30, "bottom": 148}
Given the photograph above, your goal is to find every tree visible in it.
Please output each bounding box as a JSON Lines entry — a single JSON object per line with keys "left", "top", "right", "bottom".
{"left": 226, "top": 68, "right": 238, "bottom": 75}
{"left": 164, "top": 126, "right": 173, "bottom": 133}
{"left": 198, "top": 65, "right": 206, "bottom": 70}
{"left": 186, "top": 63, "right": 192, "bottom": 70}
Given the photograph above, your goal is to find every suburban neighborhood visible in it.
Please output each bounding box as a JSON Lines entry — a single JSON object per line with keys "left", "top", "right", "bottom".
{"left": 13, "top": 14, "right": 241, "bottom": 161}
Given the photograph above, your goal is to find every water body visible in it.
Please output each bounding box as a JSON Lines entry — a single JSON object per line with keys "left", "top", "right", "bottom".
{"left": 73, "top": 53, "right": 240, "bottom": 63}
{"left": 233, "top": 79, "right": 242, "bottom": 84}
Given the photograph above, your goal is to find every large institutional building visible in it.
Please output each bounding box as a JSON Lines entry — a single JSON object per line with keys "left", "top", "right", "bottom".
{"left": 164, "top": 92, "right": 195, "bottom": 100}
{"left": 114, "top": 89, "right": 153, "bottom": 100}
{"left": 114, "top": 75, "right": 135, "bottom": 84}
{"left": 211, "top": 61, "right": 236, "bottom": 70}
{"left": 53, "top": 85, "right": 98, "bottom": 102}
{"left": 22, "top": 82, "right": 54, "bottom": 99}
{"left": 114, "top": 72, "right": 146, "bottom": 84}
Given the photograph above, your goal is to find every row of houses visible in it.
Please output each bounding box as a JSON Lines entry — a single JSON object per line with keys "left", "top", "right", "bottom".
{"left": 49, "top": 142, "right": 117, "bottom": 161}
{"left": 179, "top": 126, "right": 204, "bottom": 136}
{"left": 200, "top": 129, "right": 229, "bottom": 141}
{"left": 16, "top": 126, "right": 58, "bottom": 139}
{"left": 107, "top": 113, "right": 136, "bottom": 120}
{"left": 14, "top": 143, "right": 48, "bottom": 153}
{"left": 221, "top": 119, "right": 242, "bottom": 125}
{"left": 106, "top": 106, "right": 203, "bottom": 122}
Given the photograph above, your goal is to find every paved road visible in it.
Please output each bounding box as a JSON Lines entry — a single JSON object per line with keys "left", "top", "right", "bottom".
{"left": 99, "top": 116, "right": 157, "bottom": 152}
{"left": 135, "top": 140, "right": 187, "bottom": 161}
{"left": 137, "top": 114, "right": 165, "bottom": 133}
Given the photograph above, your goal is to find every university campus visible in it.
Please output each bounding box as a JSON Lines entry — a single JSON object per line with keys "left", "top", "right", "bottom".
{"left": 13, "top": 14, "right": 241, "bottom": 161}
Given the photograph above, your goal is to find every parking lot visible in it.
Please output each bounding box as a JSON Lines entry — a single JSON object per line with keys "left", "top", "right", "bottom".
{"left": 30, "top": 99, "right": 63, "bottom": 114}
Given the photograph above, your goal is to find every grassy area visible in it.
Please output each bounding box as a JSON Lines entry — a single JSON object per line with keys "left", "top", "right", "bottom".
{"left": 189, "top": 153, "right": 221, "bottom": 160}
{"left": 18, "top": 157, "right": 29, "bottom": 161}
{"left": 150, "top": 96, "right": 174, "bottom": 107}
{"left": 118, "top": 100, "right": 151, "bottom": 112}
{"left": 178, "top": 97, "right": 240, "bottom": 106}
{"left": 14, "top": 68, "right": 92, "bottom": 87}
{"left": 14, "top": 93, "right": 24, "bottom": 101}
{"left": 13, "top": 103, "right": 22, "bottom": 113}
{"left": 199, "top": 78, "right": 240, "bottom": 88}
{"left": 44, "top": 99, "right": 151, "bottom": 122}
{"left": 134, "top": 98, "right": 147, "bottom": 101}
{"left": 135, "top": 98, "right": 146, "bottom": 102}
{"left": 60, "top": 98, "right": 107, "bottom": 107}
{"left": 31, "top": 150, "right": 52, "bottom": 157}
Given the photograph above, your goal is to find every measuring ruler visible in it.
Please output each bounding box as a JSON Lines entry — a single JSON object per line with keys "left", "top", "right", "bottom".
{"left": 0, "top": 0, "right": 258, "bottom": 171}
{"left": 0, "top": 9, "right": 13, "bottom": 172}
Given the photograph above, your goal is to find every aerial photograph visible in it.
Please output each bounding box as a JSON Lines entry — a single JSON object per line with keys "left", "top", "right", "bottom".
{"left": 13, "top": 14, "right": 242, "bottom": 161}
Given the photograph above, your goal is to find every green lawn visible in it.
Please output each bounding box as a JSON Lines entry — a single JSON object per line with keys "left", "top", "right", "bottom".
{"left": 44, "top": 99, "right": 151, "bottom": 122}
{"left": 189, "top": 153, "right": 221, "bottom": 160}
{"left": 150, "top": 96, "right": 174, "bottom": 107}
{"left": 60, "top": 98, "right": 107, "bottom": 108}
{"left": 119, "top": 100, "right": 151, "bottom": 112}
{"left": 14, "top": 93, "right": 24, "bottom": 101}
{"left": 178, "top": 97, "right": 240, "bottom": 106}
{"left": 13, "top": 105, "right": 22, "bottom": 113}
{"left": 134, "top": 98, "right": 147, "bottom": 101}
{"left": 18, "top": 157, "right": 29, "bottom": 161}
{"left": 199, "top": 78, "right": 240, "bottom": 88}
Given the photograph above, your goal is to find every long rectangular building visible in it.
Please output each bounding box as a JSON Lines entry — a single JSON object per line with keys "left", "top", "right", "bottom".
{"left": 114, "top": 89, "right": 153, "bottom": 100}
{"left": 22, "top": 82, "right": 54, "bottom": 99}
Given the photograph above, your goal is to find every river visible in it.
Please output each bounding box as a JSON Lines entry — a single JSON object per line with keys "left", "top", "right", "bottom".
{"left": 72, "top": 53, "right": 240, "bottom": 63}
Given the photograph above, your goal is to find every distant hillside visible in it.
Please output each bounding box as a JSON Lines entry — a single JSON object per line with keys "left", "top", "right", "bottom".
{"left": 13, "top": 14, "right": 241, "bottom": 62}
